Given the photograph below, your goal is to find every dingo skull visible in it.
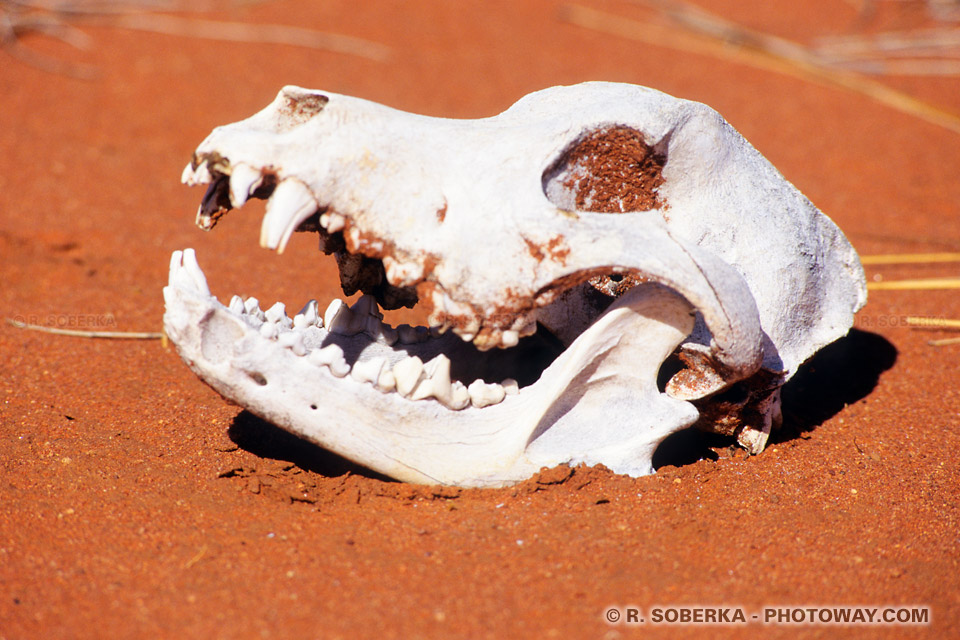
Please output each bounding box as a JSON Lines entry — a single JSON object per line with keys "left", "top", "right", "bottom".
{"left": 163, "top": 82, "right": 866, "bottom": 487}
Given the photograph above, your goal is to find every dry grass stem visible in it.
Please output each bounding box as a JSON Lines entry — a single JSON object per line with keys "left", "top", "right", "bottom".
{"left": 929, "top": 336, "right": 960, "bottom": 346}
{"left": 861, "top": 252, "right": 960, "bottom": 265}
{"left": 560, "top": 2, "right": 960, "bottom": 135}
{"left": 866, "top": 277, "right": 960, "bottom": 290}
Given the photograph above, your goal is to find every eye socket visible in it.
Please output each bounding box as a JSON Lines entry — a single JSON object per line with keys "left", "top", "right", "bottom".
{"left": 542, "top": 125, "right": 666, "bottom": 213}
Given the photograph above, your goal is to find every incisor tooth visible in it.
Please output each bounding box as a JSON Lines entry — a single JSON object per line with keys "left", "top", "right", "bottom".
{"left": 259, "top": 179, "right": 318, "bottom": 253}
{"left": 319, "top": 212, "right": 346, "bottom": 233}
{"left": 467, "top": 380, "right": 506, "bottom": 408}
{"left": 393, "top": 356, "right": 424, "bottom": 397}
{"left": 229, "top": 163, "right": 263, "bottom": 208}
{"left": 259, "top": 322, "right": 279, "bottom": 339}
{"left": 229, "top": 295, "right": 245, "bottom": 315}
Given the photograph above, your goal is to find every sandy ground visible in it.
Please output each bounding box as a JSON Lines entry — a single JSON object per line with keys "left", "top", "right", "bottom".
{"left": 2, "top": 1, "right": 959, "bottom": 638}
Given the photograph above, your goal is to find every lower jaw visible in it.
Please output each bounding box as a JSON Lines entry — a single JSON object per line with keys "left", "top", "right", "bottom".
{"left": 164, "top": 248, "right": 700, "bottom": 488}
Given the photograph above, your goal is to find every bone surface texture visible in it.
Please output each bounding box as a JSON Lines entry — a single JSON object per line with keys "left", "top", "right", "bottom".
{"left": 164, "top": 82, "right": 866, "bottom": 487}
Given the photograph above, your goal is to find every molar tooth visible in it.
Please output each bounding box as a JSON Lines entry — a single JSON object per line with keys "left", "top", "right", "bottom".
{"left": 228, "top": 295, "right": 245, "bottom": 315}
{"left": 277, "top": 331, "right": 306, "bottom": 356}
{"left": 376, "top": 368, "right": 396, "bottom": 392}
{"left": 393, "top": 356, "right": 424, "bottom": 397}
{"left": 375, "top": 322, "right": 399, "bottom": 346}
{"left": 501, "top": 378, "right": 520, "bottom": 396}
{"left": 382, "top": 256, "right": 424, "bottom": 287}
{"left": 308, "top": 344, "right": 349, "bottom": 377}
{"left": 397, "top": 324, "right": 427, "bottom": 344}
{"left": 467, "top": 380, "right": 506, "bottom": 408}
{"left": 500, "top": 330, "right": 520, "bottom": 348}
{"left": 294, "top": 299, "right": 319, "bottom": 329}
{"left": 411, "top": 355, "right": 469, "bottom": 409}
{"left": 324, "top": 299, "right": 358, "bottom": 335}
{"left": 259, "top": 178, "right": 318, "bottom": 254}
{"left": 319, "top": 212, "right": 346, "bottom": 233}
{"left": 351, "top": 357, "right": 387, "bottom": 385}
{"left": 350, "top": 294, "right": 383, "bottom": 320}
{"left": 229, "top": 163, "right": 263, "bottom": 208}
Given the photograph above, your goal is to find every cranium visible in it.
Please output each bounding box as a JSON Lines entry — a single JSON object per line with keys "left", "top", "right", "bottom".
{"left": 163, "top": 82, "right": 866, "bottom": 488}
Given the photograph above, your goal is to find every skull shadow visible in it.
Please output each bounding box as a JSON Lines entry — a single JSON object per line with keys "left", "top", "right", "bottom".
{"left": 652, "top": 329, "right": 898, "bottom": 469}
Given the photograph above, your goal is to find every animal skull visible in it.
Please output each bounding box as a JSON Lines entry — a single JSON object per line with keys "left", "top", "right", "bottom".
{"left": 163, "top": 82, "right": 866, "bottom": 487}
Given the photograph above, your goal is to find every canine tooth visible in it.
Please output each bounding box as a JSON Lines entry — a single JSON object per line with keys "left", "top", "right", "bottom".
{"left": 501, "top": 378, "right": 519, "bottom": 396}
{"left": 259, "top": 321, "right": 279, "bottom": 339}
{"left": 259, "top": 178, "right": 318, "bottom": 254}
{"left": 319, "top": 212, "right": 346, "bottom": 233}
{"left": 467, "top": 380, "right": 506, "bottom": 408}
{"left": 500, "top": 330, "right": 520, "bottom": 348}
{"left": 393, "top": 356, "right": 424, "bottom": 397}
{"left": 324, "top": 299, "right": 358, "bottom": 335}
{"left": 294, "top": 299, "right": 319, "bottom": 329}
{"left": 308, "top": 345, "right": 350, "bottom": 377}
{"left": 351, "top": 356, "right": 387, "bottom": 385}
{"left": 264, "top": 301, "right": 288, "bottom": 324}
{"left": 176, "top": 248, "right": 210, "bottom": 295}
{"left": 350, "top": 294, "right": 383, "bottom": 319}
{"left": 229, "top": 295, "right": 245, "bottom": 315}
{"left": 277, "top": 331, "right": 306, "bottom": 356}
{"left": 229, "top": 163, "right": 263, "bottom": 208}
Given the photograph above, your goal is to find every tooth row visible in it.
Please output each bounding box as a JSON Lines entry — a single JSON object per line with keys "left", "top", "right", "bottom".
{"left": 225, "top": 292, "right": 514, "bottom": 410}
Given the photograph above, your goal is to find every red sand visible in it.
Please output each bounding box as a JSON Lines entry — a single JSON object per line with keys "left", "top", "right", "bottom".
{"left": 1, "top": 1, "right": 958, "bottom": 638}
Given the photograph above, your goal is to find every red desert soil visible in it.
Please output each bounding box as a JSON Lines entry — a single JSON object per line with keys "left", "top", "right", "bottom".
{"left": 2, "top": 1, "right": 958, "bottom": 638}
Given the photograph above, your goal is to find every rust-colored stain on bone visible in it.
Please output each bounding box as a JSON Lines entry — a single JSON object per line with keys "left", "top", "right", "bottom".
{"left": 563, "top": 125, "right": 666, "bottom": 213}
{"left": 277, "top": 93, "right": 330, "bottom": 130}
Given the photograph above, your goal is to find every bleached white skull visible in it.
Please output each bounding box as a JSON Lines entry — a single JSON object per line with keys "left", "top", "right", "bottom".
{"left": 164, "top": 82, "right": 866, "bottom": 488}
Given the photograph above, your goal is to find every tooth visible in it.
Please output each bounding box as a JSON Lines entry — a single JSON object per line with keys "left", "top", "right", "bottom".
{"left": 500, "top": 330, "right": 519, "bottom": 348}
{"left": 259, "top": 179, "right": 318, "bottom": 253}
{"left": 259, "top": 322, "right": 279, "bottom": 339}
{"left": 264, "top": 302, "right": 288, "bottom": 325}
{"left": 502, "top": 378, "right": 519, "bottom": 396}
{"left": 243, "top": 297, "right": 266, "bottom": 321}
{"left": 397, "top": 324, "right": 427, "bottom": 344}
{"left": 467, "top": 380, "right": 506, "bottom": 408}
{"left": 277, "top": 331, "right": 306, "bottom": 356}
{"left": 373, "top": 321, "right": 398, "bottom": 346}
{"left": 393, "top": 356, "right": 424, "bottom": 397}
{"left": 350, "top": 294, "right": 383, "bottom": 319}
{"left": 229, "top": 295, "right": 245, "bottom": 315}
{"left": 410, "top": 355, "right": 468, "bottom": 409}
{"left": 294, "top": 299, "right": 319, "bottom": 329}
{"left": 177, "top": 248, "right": 210, "bottom": 295}
{"left": 376, "top": 368, "right": 396, "bottom": 392}
{"left": 382, "top": 256, "right": 424, "bottom": 286}
{"left": 351, "top": 356, "right": 387, "bottom": 385}
{"left": 518, "top": 321, "right": 537, "bottom": 338}
{"left": 308, "top": 344, "right": 349, "bottom": 377}
{"left": 229, "top": 163, "right": 263, "bottom": 208}
{"left": 197, "top": 175, "right": 230, "bottom": 230}
{"left": 182, "top": 161, "right": 211, "bottom": 186}
{"left": 324, "top": 299, "right": 358, "bottom": 335}
{"left": 319, "top": 212, "right": 346, "bottom": 233}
